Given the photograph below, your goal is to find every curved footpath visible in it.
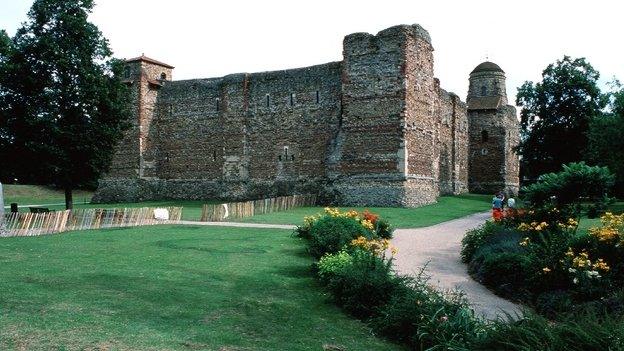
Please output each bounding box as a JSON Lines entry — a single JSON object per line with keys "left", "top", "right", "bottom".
{"left": 178, "top": 213, "right": 521, "bottom": 320}
{"left": 391, "top": 212, "right": 522, "bottom": 320}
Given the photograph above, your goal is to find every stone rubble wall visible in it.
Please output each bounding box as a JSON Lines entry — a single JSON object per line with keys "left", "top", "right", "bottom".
{"left": 94, "top": 23, "right": 518, "bottom": 206}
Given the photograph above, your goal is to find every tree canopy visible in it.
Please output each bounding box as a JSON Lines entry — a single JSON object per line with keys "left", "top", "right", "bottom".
{"left": 516, "top": 56, "right": 607, "bottom": 181}
{"left": 0, "top": 0, "right": 130, "bottom": 208}
{"left": 586, "top": 83, "right": 624, "bottom": 196}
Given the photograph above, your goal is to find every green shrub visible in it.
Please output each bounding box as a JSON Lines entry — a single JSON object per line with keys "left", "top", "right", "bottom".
{"left": 371, "top": 279, "right": 485, "bottom": 350}
{"left": 461, "top": 221, "right": 501, "bottom": 263}
{"left": 307, "top": 216, "right": 373, "bottom": 259}
{"left": 317, "top": 250, "right": 353, "bottom": 282}
{"left": 473, "top": 311, "right": 624, "bottom": 351}
{"left": 534, "top": 290, "right": 574, "bottom": 318}
{"left": 325, "top": 249, "right": 404, "bottom": 319}
{"left": 521, "top": 162, "right": 615, "bottom": 207}
{"left": 478, "top": 252, "right": 535, "bottom": 298}
{"left": 375, "top": 218, "right": 393, "bottom": 239}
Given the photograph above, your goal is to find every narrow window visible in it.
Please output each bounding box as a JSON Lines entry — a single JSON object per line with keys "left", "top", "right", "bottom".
{"left": 316, "top": 90, "right": 320, "bottom": 104}
{"left": 213, "top": 150, "right": 217, "bottom": 162}
{"left": 266, "top": 94, "right": 270, "bottom": 107}
{"left": 291, "top": 154, "right": 295, "bottom": 161}
{"left": 216, "top": 98, "right": 220, "bottom": 112}
{"left": 160, "top": 72, "right": 167, "bottom": 80}
{"left": 481, "top": 130, "right": 489, "bottom": 142}
{"left": 283, "top": 146, "right": 289, "bottom": 157}
{"left": 278, "top": 155, "right": 282, "bottom": 161}
{"left": 481, "top": 86, "right": 487, "bottom": 96}
{"left": 290, "top": 93, "right": 295, "bottom": 106}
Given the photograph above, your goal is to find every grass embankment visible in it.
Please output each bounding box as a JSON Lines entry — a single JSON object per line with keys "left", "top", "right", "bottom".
{"left": 241, "top": 194, "right": 492, "bottom": 228}
{"left": 0, "top": 225, "right": 403, "bottom": 350}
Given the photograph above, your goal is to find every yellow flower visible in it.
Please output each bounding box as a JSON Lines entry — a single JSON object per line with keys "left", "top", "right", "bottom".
{"left": 593, "top": 259, "right": 610, "bottom": 272}
{"left": 519, "top": 237, "right": 530, "bottom": 247}
{"left": 542, "top": 267, "right": 551, "bottom": 273}
{"left": 361, "top": 219, "right": 374, "bottom": 230}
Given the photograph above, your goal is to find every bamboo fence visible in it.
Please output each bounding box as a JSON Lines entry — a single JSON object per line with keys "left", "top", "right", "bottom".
{"left": 1, "top": 207, "right": 183, "bottom": 237}
{"left": 200, "top": 194, "right": 316, "bottom": 222}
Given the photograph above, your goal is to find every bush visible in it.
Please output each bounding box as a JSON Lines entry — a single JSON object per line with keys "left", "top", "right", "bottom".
{"left": 307, "top": 215, "right": 373, "bottom": 259}
{"left": 325, "top": 249, "right": 405, "bottom": 319}
{"left": 371, "top": 279, "right": 485, "bottom": 350}
{"left": 478, "top": 252, "right": 534, "bottom": 298}
{"left": 375, "top": 218, "right": 393, "bottom": 239}
{"left": 473, "top": 311, "right": 624, "bottom": 350}
{"left": 461, "top": 221, "right": 501, "bottom": 263}
{"left": 521, "top": 162, "right": 615, "bottom": 207}
{"left": 317, "top": 250, "right": 354, "bottom": 283}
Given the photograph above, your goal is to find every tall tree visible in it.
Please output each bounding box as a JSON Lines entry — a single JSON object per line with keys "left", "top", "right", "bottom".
{"left": 586, "top": 83, "right": 624, "bottom": 196}
{"left": 0, "top": 0, "right": 130, "bottom": 209}
{"left": 516, "top": 56, "right": 607, "bottom": 181}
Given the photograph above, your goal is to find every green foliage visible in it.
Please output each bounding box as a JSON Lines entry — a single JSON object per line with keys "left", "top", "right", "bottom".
{"left": 461, "top": 221, "right": 500, "bottom": 263}
{"left": 521, "top": 162, "right": 615, "bottom": 206}
{"left": 0, "top": 0, "right": 131, "bottom": 207}
{"left": 375, "top": 218, "right": 393, "bottom": 239}
{"left": 516, "top": 56, "right": 608, "bottom": 181}
{"left": 325, "top": 249, "right": 404, "bottom": 319}
{"left": 371, "top": 280, "right": 485, "bottom": 350}
{"left": 474, "top": 311, "right": 624, "bottom": 351}
{"left": 317, "top": 250, "right": 354, "bottom": 282}
{"left": 587, "top": 83, "right": 624, "bottom": 197}
{"left": 306, "top": 215, "right": 374, "bottom": 259}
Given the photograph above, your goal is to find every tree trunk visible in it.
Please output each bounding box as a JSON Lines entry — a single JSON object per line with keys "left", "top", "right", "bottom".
{"left": 64, "top": 187, "right": 73, "bottom": 210}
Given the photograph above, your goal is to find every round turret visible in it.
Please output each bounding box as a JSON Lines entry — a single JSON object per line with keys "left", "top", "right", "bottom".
{"left": 467, "top": 61, "right": 507, "bottom": 107}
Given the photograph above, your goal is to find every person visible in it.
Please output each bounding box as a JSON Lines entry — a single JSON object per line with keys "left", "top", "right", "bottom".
{"left": 506, "top": 196, "right": 517, "bottom": 217}
{"left": 492, "top": 193, "right": 504, "bottom": 221}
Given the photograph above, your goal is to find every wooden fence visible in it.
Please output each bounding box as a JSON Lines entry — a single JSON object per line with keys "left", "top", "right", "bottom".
{"left": 200, "top": 194, "right": 316, "bottom": 222}
{"left": 1, "top": 207, "right": 183, "bottom": 237}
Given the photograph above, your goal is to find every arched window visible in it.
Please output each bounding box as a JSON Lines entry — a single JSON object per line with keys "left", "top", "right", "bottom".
{"left": 481, "top": 85, "right": 487, "bottom": 96}
{"left": 481, "top": 130, "right": 489, "bottom": 142}
{"left": 160, "top": 72, "right": 167, "bottom": 80}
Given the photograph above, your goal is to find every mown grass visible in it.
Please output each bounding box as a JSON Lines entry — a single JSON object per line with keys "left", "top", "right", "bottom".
{"left": 0, "top": 225, "right": 404, "bottom": 351}
{"left": 241, "top": 194, "right": 492, "bottom": 228}
{"left": 2, "top": 184, "right": 93, "bottom": 206}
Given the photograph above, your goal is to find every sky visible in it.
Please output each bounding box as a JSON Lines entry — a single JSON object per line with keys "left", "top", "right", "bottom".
{"left": 1, "top": 0, "right": 623, "bottom": 104}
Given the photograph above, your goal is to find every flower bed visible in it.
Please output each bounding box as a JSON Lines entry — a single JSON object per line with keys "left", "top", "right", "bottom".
{"left": 462, "top": 203, "right": 624, "bottom": 317}
{"left": 295, "top": 208, "right": 485, "bottom": 349}
{"left": 296, "top": 207, "right": 624, "bottom": 350}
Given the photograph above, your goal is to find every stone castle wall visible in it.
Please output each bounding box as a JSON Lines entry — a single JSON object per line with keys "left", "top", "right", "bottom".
{"left": 94, "top": 23, "right": 518, "bottom": 206}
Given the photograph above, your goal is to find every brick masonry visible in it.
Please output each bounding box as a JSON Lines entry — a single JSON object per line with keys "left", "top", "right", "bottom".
{"left": 93, "top": 24, "right": 519, "bottom": 206}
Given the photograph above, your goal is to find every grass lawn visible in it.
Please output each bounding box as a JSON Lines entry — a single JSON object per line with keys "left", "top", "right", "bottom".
{"left": 577, "top": 201, "right": 624, "bottom": 234}
{"left": 240, "top": 194, "right": 492, "bottom": 228}
{"left": 0, "top": 225, "right": 404, "bottom": 351}
{"left": 2, "top": 184, "right": 93, "bottom": 206}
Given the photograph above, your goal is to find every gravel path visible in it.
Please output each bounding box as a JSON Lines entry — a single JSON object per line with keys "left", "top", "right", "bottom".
{"left": 391, "top": 212, "right": 523, "bottom": 320}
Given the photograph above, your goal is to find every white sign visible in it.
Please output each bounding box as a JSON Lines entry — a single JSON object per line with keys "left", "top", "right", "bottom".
{"left": 153, "top": 208, "right": 170, "bottom": 221}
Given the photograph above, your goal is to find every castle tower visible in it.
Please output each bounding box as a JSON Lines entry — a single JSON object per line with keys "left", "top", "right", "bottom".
{"left": 467, "top": 61, "right": 520, "bottom": 195}
{"left": 121, "top": 55, "right": 173, "bottom": 179}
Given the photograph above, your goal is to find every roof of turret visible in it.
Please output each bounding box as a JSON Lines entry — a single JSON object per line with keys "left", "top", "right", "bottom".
{"left": 471, "top": 61, "right": 504, "bottom": 74}
{"left": 126, "top": 55, "right": 174, "bottom": 69}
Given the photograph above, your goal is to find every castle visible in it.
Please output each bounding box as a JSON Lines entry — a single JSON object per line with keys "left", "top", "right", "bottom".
{"left": 93, "top": 24, "right": 520, "bottom": 207}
